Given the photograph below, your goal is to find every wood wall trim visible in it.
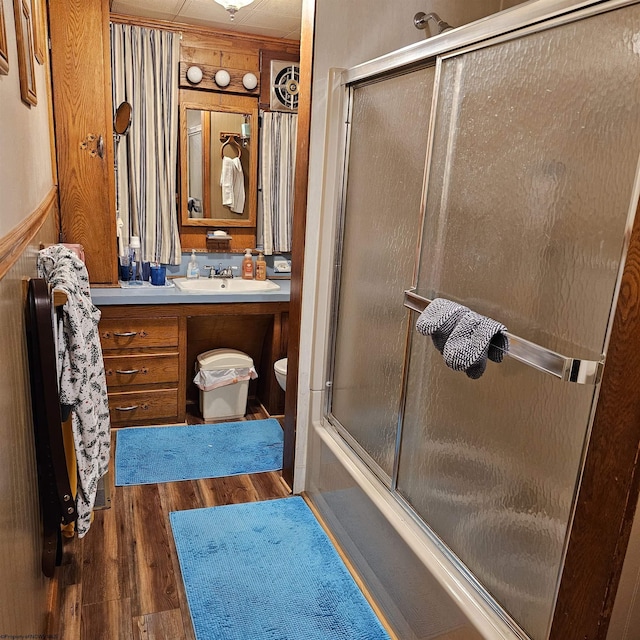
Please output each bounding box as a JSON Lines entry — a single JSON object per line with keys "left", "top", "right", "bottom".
{"left": 282, "top": 0, "right": 315, "bottom": 488}
{"left": 109, "top": 12, "right": 300, "bottom": 50}
{"left": 43, "top": 4, "right": 57, "bottom": 188}
{"left": 97, "top": 301, "right": 289, "bottom": 318}
{"left": 549, "top": 199, "right": 640, "bottom": 639}
{"left": 0, "top": 186, "right": 58, "bottom": 282}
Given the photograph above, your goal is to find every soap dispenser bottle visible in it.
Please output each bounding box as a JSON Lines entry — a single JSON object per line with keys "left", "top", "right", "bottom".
{"left": 187, "top": 250, "right": 200, "bottom": 279}
{"left": 255, "top": 252, "right": 267, "bottom": 281}
{"left": 129, "top": 236, "right": 143, "bottom": 284}
{"left": 242, "top": 249, "right": 254, "bottom": 280}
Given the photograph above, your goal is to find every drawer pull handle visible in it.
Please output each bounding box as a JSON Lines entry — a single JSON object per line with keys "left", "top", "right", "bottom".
{"left": 114, "top": 403, "right": 149, "bottom": 412}
{"left": 113, "top": 331, "right": 137, "bottom": 337}
{"left": 115, "top": 369, "right": 140, "bottom": 375}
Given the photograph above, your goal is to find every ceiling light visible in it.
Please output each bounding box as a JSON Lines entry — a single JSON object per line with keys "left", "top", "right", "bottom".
{"left": 186, "top": 66, "right": 203, "bottom": 84}
{"left": 242, "top": 73, "right": 258, "bottom": 91}
{"left": 214, "top": 69, "right": 231, "bottom": 87}
{"left": 214, "top": 0, "right": 255, "bottom": 21}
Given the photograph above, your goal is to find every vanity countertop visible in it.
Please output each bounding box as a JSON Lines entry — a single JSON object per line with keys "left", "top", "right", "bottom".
{"left": 91, "top": 278, "right": 291, "bottom": 306}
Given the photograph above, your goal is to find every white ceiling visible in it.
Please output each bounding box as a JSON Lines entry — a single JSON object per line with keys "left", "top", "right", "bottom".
{"left": 110, "top": 0, "right": 302, "bottom": 40}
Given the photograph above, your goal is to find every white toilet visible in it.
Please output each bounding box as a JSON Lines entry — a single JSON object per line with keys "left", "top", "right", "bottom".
{"left": 274, "top": 358, "right": 287, "bottom": 391}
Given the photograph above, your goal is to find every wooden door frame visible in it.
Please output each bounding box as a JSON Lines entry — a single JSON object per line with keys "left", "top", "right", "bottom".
{"left": 282, "top": 0, "right": 315, "bottom": 488}
{"left": 550, "top": 198, "right": 640, "bottom": 639}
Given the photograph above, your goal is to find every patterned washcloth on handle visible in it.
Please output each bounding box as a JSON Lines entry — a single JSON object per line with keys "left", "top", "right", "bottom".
{"left": 416, "top": 297, "right": 509, "bottom": 379}
{"left": 442, "top": 310, "right": 509, "bottom": 379}
{"left": 37, "top": 244, "right": 111, "bottom": 538}
{"left": 416, "top": 297, "right": 470, "bottom": 353}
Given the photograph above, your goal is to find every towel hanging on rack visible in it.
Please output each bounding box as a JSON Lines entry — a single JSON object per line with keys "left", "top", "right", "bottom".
{"left": 37, "top": 245, "right": 111, "bottom": 538}
{"left": 416, "top": 298, "right": 470, "bottom": 353}
{"left": 416, "top": 297, "right": 509, "bottom": 379}
{"left": 442, "top": 309, "right": 509, "bottom": 379}
{"left": 220, "top": 155, "right": 245, "bottom": 214}
{"left": 407, "top": 290, "right": 603, "bottom": 384}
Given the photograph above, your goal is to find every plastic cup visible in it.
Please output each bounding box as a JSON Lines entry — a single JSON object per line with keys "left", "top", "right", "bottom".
{"left": 119, "top": 255, "right": 130, "bottom": 281}
{"left": 150, "top": 265, "right": 166, "bottom": 286}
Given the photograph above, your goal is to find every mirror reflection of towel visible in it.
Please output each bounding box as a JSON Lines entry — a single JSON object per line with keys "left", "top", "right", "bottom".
{"left": 220, "top": 156, "right": 245, "bottom": 214}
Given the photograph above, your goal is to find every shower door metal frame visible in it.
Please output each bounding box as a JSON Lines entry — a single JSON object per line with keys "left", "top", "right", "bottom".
{"left": 323, "top": 62, "right": 436, "bottom": 490}
{"left": 323, "top": 1, "right": 640, "bottom": 638}
{"left": 327, "top": 0, "right": 640, "bottom": 486}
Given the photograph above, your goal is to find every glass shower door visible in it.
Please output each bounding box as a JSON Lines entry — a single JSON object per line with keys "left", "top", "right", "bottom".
{"left": 398, "top": 5, "right": 640, "bottom": 639}
{"left": 329, "top": 66, "right": 435, "bottom": 479}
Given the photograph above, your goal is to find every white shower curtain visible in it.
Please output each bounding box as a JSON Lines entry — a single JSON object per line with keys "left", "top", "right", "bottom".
{"left": 110, "top": 24, "right": 182, "bottom": 265}
{"left": 260, "top": 111, "right": 298, "bottom": 255}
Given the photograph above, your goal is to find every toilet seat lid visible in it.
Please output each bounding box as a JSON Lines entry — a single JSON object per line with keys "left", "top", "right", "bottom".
{"left": 274, "top": 358, "right": 287, "bottom": 375}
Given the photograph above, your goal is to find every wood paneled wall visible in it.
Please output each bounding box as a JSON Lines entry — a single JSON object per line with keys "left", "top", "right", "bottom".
{"left": 50, "top": 0, "right": 117, "bottom": 284}
{"left": 110, "top": 13, "right": 300, "bottom": 254}
{"left": 0, "top": 195, "right": 59, "bottom": 636}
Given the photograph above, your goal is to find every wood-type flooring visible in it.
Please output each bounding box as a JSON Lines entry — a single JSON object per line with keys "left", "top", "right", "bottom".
{"left": 47, "top": 401, "right": 290, "bottom": 639}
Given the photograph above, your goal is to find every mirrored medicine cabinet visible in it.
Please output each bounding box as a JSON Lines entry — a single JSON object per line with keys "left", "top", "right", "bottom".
{"left": 179, "top": 89, "right": 258, "bottom": 228}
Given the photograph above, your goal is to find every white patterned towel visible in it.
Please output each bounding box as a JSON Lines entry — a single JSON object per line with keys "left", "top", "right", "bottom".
{"left": 37, "top": 245, "right": 111, "bottom": 537}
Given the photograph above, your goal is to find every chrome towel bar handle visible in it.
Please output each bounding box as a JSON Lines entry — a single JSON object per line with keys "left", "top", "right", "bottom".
{"left": 404, "top": 290, "right": 605, "bottom": 385}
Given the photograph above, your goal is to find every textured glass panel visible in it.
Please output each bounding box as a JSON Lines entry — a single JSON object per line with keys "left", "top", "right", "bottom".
{"left": 331, "top": 67, "right": 435, "bottom": 476}
{"left": 417, "top": 7, "right": 640, "bottom": 359}
{"left": 305, "top": 433, "right": 485, "bottom": 640}
{"left": 399, "top": 6, "right": 640, "bottom": 640}
{"left": 400, "top": 338, "right": 596, "bottom": 638}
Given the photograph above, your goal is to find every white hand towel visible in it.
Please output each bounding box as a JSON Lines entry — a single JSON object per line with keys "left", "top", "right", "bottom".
{"left": 220, "top": 156, "right": 235, "bottom": 207}
{"left": 220, "top": 156, "right": 245, "bottom": 213}
{"left": 230, "top": 156, "right": 245, "bottom": 214}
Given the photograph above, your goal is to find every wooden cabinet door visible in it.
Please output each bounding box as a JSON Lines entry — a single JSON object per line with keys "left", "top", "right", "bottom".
{"left": 49, "top": 0, "right": 117, "bottom": 285}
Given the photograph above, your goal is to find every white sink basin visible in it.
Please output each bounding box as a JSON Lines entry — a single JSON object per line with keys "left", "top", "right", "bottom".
{"left": 173, "top": 277, "right": 281, "bottom": 293}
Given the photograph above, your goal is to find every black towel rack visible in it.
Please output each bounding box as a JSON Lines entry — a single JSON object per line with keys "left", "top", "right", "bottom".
{"left": 25, "top": 278, "right": 77, "bottom": 577}
{"left": 404, "top": 289, "right": 605, "bottom": 385}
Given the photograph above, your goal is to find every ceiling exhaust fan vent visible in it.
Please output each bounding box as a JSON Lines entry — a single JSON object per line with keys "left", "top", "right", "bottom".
{"left": 270, "top": 60, "right": 300, "bottom": 112}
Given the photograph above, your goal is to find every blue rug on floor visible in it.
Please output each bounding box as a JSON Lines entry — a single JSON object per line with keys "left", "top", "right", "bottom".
{"left": 114, "top": 419, "right": 283, "bottom": 486}
{"left": 169, "top": 497, "right": 391, "bottom": 640}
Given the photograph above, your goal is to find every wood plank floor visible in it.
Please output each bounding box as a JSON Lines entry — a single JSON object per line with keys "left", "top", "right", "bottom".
{"left": 48, "top": 401, "right": 290, "bottom": 639}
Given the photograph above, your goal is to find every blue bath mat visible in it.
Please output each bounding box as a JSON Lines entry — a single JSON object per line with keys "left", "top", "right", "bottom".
{"left": 169, "top": 497, "right": 391, "bottom": 640}
{"left": 115, "top": 419, "right": 283, "bottom": 486}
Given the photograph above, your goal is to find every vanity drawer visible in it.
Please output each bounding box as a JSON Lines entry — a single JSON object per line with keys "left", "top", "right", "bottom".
{"left": 100, "top": 317, "right": 179, "bottom": 350}
{"left": 103, "top": 353, "right": 179, "bottom": 388}
{"left": 108, "top": 388, "right": 179, "bottom": 425}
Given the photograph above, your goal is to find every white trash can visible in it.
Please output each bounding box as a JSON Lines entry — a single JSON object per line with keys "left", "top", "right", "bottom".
{"left": 194, "top": 348, "right": 257, "bottom": 421}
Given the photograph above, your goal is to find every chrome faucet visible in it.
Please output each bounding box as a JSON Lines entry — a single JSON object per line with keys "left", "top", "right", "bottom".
{"left": 204, "top": 263, "right": 236, "bottom": 278}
